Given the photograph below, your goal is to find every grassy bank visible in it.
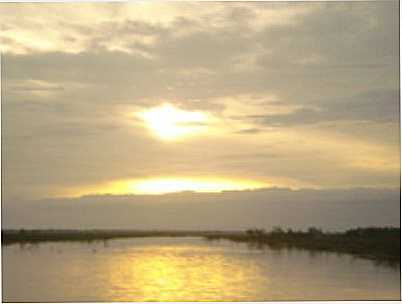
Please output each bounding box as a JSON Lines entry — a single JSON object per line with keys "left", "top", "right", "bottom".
{"left": 2, "top": 227, "right": 400, "bottom": 264}
{"left": 1, "top": 229, "right": 223, "bottom": 245}
{"left": 205, "top": 227, "right": 400, "bottom": 263}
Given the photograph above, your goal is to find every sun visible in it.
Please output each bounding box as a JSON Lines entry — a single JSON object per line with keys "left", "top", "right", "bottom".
{"left": 139, "top": 104, "right": 209, "bottom": 140}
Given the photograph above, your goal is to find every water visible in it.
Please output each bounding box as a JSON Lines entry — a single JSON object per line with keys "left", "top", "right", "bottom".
{"left": 2, "top": 237, "right": 400, "bottom": 302}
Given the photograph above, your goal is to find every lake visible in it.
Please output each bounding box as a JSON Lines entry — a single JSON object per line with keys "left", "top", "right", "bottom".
{"left": 2, "top": 237, "right": 400, "bottom": 302}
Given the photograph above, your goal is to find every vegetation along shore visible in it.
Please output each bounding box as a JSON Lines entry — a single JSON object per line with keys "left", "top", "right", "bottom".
{"left": 2, "top": 227, "right": 400, "bottom": 264}
{"left": 206, "top": 227, "right": 400, "bottom": 264}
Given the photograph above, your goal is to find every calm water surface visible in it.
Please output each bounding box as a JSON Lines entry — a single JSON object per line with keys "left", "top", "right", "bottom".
{"left": 2, "top": 237, "right": 400, "bottom": 302}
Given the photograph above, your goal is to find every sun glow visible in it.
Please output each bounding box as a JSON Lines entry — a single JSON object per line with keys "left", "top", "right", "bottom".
{"left": 128, "top": 178, "right": 267, "bottom": 194}
{"left": 139, "top": 104, "right": 209, "bottom": 140}
{"left": 64, "top": 177, "right": 269, "bottom": 197}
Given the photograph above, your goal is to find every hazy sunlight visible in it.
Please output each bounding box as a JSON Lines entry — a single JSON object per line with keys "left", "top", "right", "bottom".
{"left": 65, "top": 177, "right": 269, "bottom": 197}
{"left": 139, "top": 104, "right": 209, "bottom": 140}
{"left": 128, "top": 178, "right": 268, "bottom": 194}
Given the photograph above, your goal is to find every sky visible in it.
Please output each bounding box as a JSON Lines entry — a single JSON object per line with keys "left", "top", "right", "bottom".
{"left": 1, "top": 1, "right": 400, "bottom": 229}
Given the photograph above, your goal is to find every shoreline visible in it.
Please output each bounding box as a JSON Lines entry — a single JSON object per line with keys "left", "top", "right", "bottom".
{"left": 2, "top": 227, "right": 400, "bottom": 264}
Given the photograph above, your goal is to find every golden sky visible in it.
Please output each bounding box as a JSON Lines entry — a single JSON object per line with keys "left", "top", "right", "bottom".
{"left": 1, "top": 1, "right": 400, "bottom": 200}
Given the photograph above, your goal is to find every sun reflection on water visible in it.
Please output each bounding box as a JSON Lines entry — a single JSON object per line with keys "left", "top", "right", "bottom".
{"left": 103, "top": 244, "right": 267, "bottom": 301}
{"left": 3, "top": 238, "right": 400, "bottom": 301}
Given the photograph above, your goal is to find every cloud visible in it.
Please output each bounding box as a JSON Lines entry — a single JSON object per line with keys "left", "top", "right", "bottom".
{"left": 3, "top": 187, "right": 400, "bottom": 231}
{"left": 234, "top": 128, "right": 262, "bottom": 134}
{"left": 245, "top": 89, "right": 399, "bottom": 127}
{"left": 249, "top": 90, "right": 399, "bottom": 127}
{"left": 1, "top": 2, "right": 400, "bottom": 202}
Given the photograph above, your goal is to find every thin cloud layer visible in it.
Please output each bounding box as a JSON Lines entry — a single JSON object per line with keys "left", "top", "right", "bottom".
{"left": 1, "top": 2, "right": 400, "bottom": 213}
{"left": 3, "top": 188, "right": 400, "bottom": 231}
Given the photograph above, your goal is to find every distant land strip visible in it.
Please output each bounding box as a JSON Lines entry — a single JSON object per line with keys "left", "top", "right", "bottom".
{"left": 1, "top": 229, "right": 227, "bottom": 244}
{"left": 205, "top": 227, "right": 401, "bottom": 264}
{"left": 2, "top": 227, "right": 400, "bottom": 264}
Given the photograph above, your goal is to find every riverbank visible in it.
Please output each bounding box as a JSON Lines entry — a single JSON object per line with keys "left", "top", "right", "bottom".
{"left": 2, "top": 227, "right": 400, "bottom": 264}
{"left": 205, "top": 227, "right": 400, "bottom": 263}
{"left": 1, "top": 229, "right": 227, "bottom": 245}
